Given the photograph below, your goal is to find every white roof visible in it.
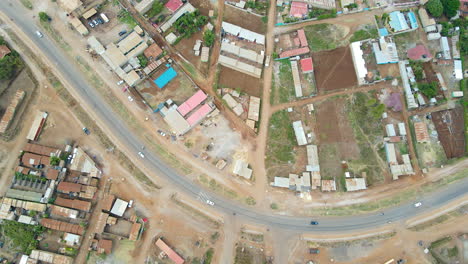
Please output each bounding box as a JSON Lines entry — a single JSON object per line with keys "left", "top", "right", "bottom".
{"left": 385, "top": 143, "right": 397, "bottom": 164}
{"left": 218, "top": 55, "right": 262, "bottom": 78}
{"left": 291, "top": 61, "right": 302, "bottom": 97}
{"left": 222, "top": 93, "right": 238, "bottom": 108}
{"left": 292, "top": 121, "right": 307, "bottom": 146}
{"left": 247, "top": 96, "right": 260, "bottom": 121}
{"left": 345, "top": 178, "right": 367, "bottom": 191}
{"left": 18, "top": 215, "right": 34, "bottom": 225}
{"left": 63, "top": 233, "right": 81, "bottom": 246}
{"left": 87, "top": 36, "right": 105, "bottom": 55}
{"left": 220, "top": 42, "right": 264, "bottom": 64}
{"left": 398, "top": 123, "right": 407, "bottom": 136}
{"left": 350, "top": 42, "right": 368, "bottom": 81}
{"left": 233, "top": 160, "right": 252, "bottom": 179}
{"left": 222, "top": 22, "right": 265, "bottom": 45}
{"left": 163, "top": 108, "right": 191, "bottom": 135}
{"left": 110, "top": 198, "right": 128, "bottom": 217}
{"left": 165, "top": 32, "right": 178, "bottom": 44}
{"left": 454, "top": 60, "right": 463, "bottom": 80}
{"left": 19, "top": 255, "right": 29, "bottom": 264}
{"left": 440, "top": 37, "right": 451, "bottom": 60}
{"left": 306, "top": 145, "right": 320, "bottom": 172}
{"left": 386, "top": 124, "right": 396, "bottom": 137}
{"left": 398, "top": 61, "right": 418, "bottom": 109}
{"left": 272, "top": 177, "right": 290, "bottom": 188}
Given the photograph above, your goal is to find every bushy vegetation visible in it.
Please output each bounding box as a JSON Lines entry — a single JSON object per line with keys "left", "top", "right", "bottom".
{"left": 265, "top": 110, "right": 295, "bottom": 168}
{"left": 203, "top": 30, "right": 215, "bottom": 47}
{"left": 349, "top": 26, "right": 378, "bottom": 42}
{"left": 0, "top": 37, "right": 23, "bottom": 81}
{"left": 145, "top": 1, "right": 164, "bottom": 18}
{"left": 344, "top": 3, "right": 358, "bottom": 9}
{"left": 50, "top": 156, "right": 60, "bottom": 166}
{"left": 174, "top": 11, "right": 207, "bottom": 38}
{"left": 308, "top": 8, "right": 337, "bottom": 20}
{"left": 409, "top": 60, "right": 424, "bottom": 81}
{"left": 39, "top": 12, "right": 51, "bottom": 22}
{"left": 15, "top": 172, "right": 47, "bottom": 183}
{"left": 245, "top": 196, "right": 256, "bottom": 206}
{"left": 245, "top": 1, "right": 269, "bottom": 13}
{"left": 137, "top": 55, "right": 148, "bottom": 67}
{"left": 426, "top": 0, "right": 443, "bottom": 17}
{"left": 203, "top": 248, "right": 214, "bottom": 264}
{"left": 118, "top": 10, "right": 137, "bottom": 27}
{"left": 0, "top": 221, "right": 44, "bottom": 254}
{"left": 441, "top": 0, "right": 460, "bottom": 18}
{"left": 418, "top": 81, "right": 439, "bottom": 98}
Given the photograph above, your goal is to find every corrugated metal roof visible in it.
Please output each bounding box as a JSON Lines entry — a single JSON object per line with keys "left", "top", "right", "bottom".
{"left": 292, "top": 121, "right": 307, "bottom": 146}
{"left": 5, "top": 189, "right": 43, "bottom": 203}
{"left": 186, "top": 104, "right": 213, "bottom": 126}
{"left": 110, "top": 198, "right": 128, "bottom": 217}
{"left": 55, "top": 197, "right": 91, "bottom": 212}
{"left": 247, "top": 96, "right": 260, "bottom": 121}
{"left": 177, "top": 90, "right": 207, "bottom": 116}
{"left": 291, "top": 61, "right": 302, "bottom": 97}
{"left": 279, "top": 47, "right": 310, "bottom": 58}
{"left": 155, "top": 239, "right": 185, "bottom": 264}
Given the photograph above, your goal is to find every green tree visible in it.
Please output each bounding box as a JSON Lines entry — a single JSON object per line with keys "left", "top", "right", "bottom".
{"left": 441, "top": 0, "right": 460, "bottom": 18}
{"left": 426, "top": 0, "right": 443, "bottom": 17}
{"left": 50, "top": 156, "right": 60, "bottom": 166}
{"left": 419, "top": 81, "right": 439, "bottom": 98}
{"left": 203, "top": 30, "right": 215, "bottom": 47}
{"left": 145, "top": 1, "right": 164, "bottom": 18}
{"left": 0, "top": 50, "right": 23, "bottom": 80}
{"left": 137, "top": 55, "right": 148, "bottom": 67}
{"left": 39, "top": 12, "right": 50, "bottom": 22}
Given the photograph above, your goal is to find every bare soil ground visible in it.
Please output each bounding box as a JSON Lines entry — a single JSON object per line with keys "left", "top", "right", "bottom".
{"left": 218, "top": 66, "right": 262, "bottom": 97}
{"left": 315, "top": 98, "right": 359, "bottom": 180}
{"left": 223, "top": 5, "right": 266, "bottom": 34}
{"left": 431, "top": 107, "right": 466, "bottom": 159}
{"left": 174, "top": 30, "right": 210, "bottom": 76}
{"left": 312, "top": 47, "right": 357, "bottom": 93}
{"left": 190, "top": 0, "right": 217, "bottom": 16}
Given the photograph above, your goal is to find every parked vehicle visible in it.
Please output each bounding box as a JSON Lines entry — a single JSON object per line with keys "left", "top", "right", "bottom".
{"left": 128, "top": 200, "right": 134, "bottom": 208}
{"left": 414, "top": 202, "right": 422, "bottom": 208}
{"left": 138, "top": 152, "right": 145, "bottom": 158}
{"left": 265, "top": 55, "right": 271, "bottom": 67}
{"left": 310, "top": 221, "right": 319, "bottom": 225}
{"left": 88, "top": 21, "right": 95, "bottom": 28}
{"left": 100, "top": 13, "right": 109, "bottom": 23}
{"left": 206, "top": 200, "right": 215, "bottom": 206}
{"left": 117, "top": 80, "right": 124, "bottom": 85}
{"left": 127, "top": 96, "right": 134, "bottom": 102}
{"left": 309, "top": 248, "right": 320, "bottom": 254}
{"left": 82, "top": 127, "right": 90, "bottom": 135}
{"left": 97, "top": 18, "right": 104, "bottom": 24}
{"left": 92, "top": 19, "right": 99, "bottom": 26}
{"left": 35, "top": 31, "right": 43, "bottom": 38}
{"left": 118, "top": 30, "right": 127, "bottom": 36}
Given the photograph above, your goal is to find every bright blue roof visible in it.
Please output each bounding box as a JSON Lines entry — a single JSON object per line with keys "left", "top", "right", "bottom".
{"left": 154, "top": 67, "right": 177, "bottom": 89}
{"left": 379, "top": 28, "right": 389, "bottom": 37}
{"left": 389, "top": 11, "right": 409, "bottom": 32}
{"left": 408, "top": 12, "right": 418, "bottom": 29}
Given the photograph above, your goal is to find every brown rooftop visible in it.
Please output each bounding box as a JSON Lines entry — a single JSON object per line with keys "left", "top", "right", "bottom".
{"left": 55, "top": 197, "right": 91, "bottom": 212}
{"left": 101, "top": 194, "right": 116, "bottom": 212}
{"left": 129, "top": 222, "right": 141, "bottom": 241}
{"left": 144, "top": 43, "right": 163, "bottom": 59}
{"left": 57, "top": 182, "right": 82, "bottom": 193}
{"left": 21, "top": 152, "right": 47, "bottom": 166}
{"left": 97, "top": 239, "right": 113, "bottom": 255}
{"left": 40, "top": 218, "right": 84, "bottom": 235}
{"left": 23, "top": 143, "right": 59, "bottom": 157}
{"left": 95, "top": 212, "right": 109, "bottom": 234}
{"left": 46, "top": 168, "right": 60, "bottom": 180}
{"left": 0, "top": 45, "right": 11, "bottom": 59}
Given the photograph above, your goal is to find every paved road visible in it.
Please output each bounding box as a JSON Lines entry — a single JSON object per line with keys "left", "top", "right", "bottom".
{"left": 1, "top": 1, "right": 467, "bottom": 233}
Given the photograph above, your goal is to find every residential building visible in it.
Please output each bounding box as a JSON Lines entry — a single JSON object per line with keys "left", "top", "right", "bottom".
{"left": 407, "top": 44, "right": 432, "bottom": 61}
{"left": 57, "top": 182, "right": 82, "bottom": 195}
{"left": 247, "top": 96, "right": 260, "bottom": 122}
{"left": 0, "top": 45, "right": 11, "bottom": 59}
{"left": 155, "top": 238, "right": 185, "bottom": 264}
{"left": 350, "top": 41, "right": 368, "bottom": 84}
{"left": 300, "top": 58, "right": 314, "bottom": 73}
{"left": 454, "top": 60, "right": 463, "bottom": 80}
{"left": 321, "top": 180, "right": 336, "bottom": 191}
{"left": 165, "top": 0, "right": 184, "bottom": 13}
{"left": 55, "top": 197, "right": 91, "bottom": 212}
{"left": 63, "top": 233, "right": 81, "bottom": 246}
{"left": 398, "top": 61, "right": 418, "bottom": 109}
{"left": 386, "top": 124, "right": 396, "bottom": 137}
{"left": 418, "top": 8, "right": 436, "bottom": 32}
{"left": 440, "top": 37, "right": 451, "bottom": 60}
{"left": 291, "top": 60, "right": 303, "bottom": 97}
{"left": 70, "top": 17, "right": 88, "bottom": 36}
{"left": 144, "top": 43, "right": 163, "bottom": 60}
{"left": 345, "top": 178, "right": 367, "bottom": 191}
{"left": 160, "top": 3, "right": 196, "bottom": 32}
{"left": 306, "top": 145, "right": 320, "bottom": 172}
{"left": 290, "top": 2, "right": 308, "bottom": 18}
{"left": 135, "top": 0, "right": 155, "bottom": 14}
{"left": 201, "top": 47, "right": 210, "bottom": 62}
{"left": 0, "top": 90, "right": 25, "bottom": 133}
{"left": 233, "top": 160, "right": 252, "bottom": 180}
{"left": 23, "top": 143, "right": 61, "bottom": 157}
{"left": 221, "top": 22, "right": 265, "bottom": 45}
{"left": 110, "top": 198, "right": 129, "bottom": 217}
{"left": 27, "top": 111, "right": 48, "bottom": 141}
{"left": 389, "top": 11, "right": 409, "bottom": 32}
{"left": 29, "top": 250, "right": 73, "bottom": 264}
{"left": 50, "top": 205, "right": 79, "bottom": 219}
{"left": 292, "top": 121, "right": 307, "bottom": 146}
{"left": 271, "top": 177, "right": 290, "bottom": 188}
{"left": 97, "top": 239, "right": 113, "bottom": 254}
{"left": 40, "top": 218, "right": 85, "bottom": 235}
{"left": 414, "top": 121, "right": 430, "bottom": 142}
{"left": 398, "top": 123, "right": 407, "bottom": 136}
{"left": 373, "top": 37, "right": 399, "bottom": 64}
{"left": 129, "top": 222, "right": 142, "bottom": 241}
{"left": 279, "top": 47, "right": 310, "bottom": 58}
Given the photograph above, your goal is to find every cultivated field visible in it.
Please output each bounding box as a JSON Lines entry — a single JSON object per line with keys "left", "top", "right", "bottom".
{"left": 312, "top": 47, "right": 358, "bottom": 92}
{"left": 432, "top": 107, "right": 466, "bottom": 159}
{"left": 218, "top": 66, "right": 262, "bottom": 97}
{"left": 223, "top": 5, "right": 266, "bottom": 34}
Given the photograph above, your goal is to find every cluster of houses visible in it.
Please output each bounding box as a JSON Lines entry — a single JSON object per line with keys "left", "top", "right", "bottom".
{"left": 0, "top": 112, "right": 143, "bottom": 263}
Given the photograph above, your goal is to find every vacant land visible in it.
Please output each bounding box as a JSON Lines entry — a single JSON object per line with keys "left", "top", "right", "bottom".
{"left": 224, "top": 5, "right": 266, "bottom": 34}
{"left": 312, "top": 47, "right": 358, "bottom": 92}
{"left": 271, "top": 60, "right": 295, "bottom": 105}
{"left": 429, "top": 235, "right": 465, "bottom": 264}
{"left": 218, "top": 66, "right": 262, "bottom": 97}
{"left": 393, "top": 30, "right": 426, "bottom": 59}
{"left": 432, "top": 107, "right": 466, "bottom": 159}
{"left": 303, "top": 24, "right": 348, "bottom": 52}
{"left": 175, "top": 30, "right": 210, "bottom": 75}
{"left": 349, "top": 25, "right": 378, "bottom": 43}
{"left": 234, "top": 244, "right": 267, "bottom": 264}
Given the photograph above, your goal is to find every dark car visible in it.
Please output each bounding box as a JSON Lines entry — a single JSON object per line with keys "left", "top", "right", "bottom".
{"left": 97, "top": 18, "right": 104, "bottom": 24}
{"left": 118, "top": 30, "right": 127, "bottom": 36}
{"left": 82, "top": 127, "right": 90, "bottom": 135}
{"left": 309, "top": 248, "right": 320, "bottom": 254}
{"left": 310, "top": 221, "right": 319, "bottom": 225}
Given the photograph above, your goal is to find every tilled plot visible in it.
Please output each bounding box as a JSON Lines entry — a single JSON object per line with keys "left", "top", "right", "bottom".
{"left": 432, "top": 107, "right": 466, "bottom": 159}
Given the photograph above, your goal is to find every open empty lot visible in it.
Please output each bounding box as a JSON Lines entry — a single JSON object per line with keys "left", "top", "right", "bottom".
{"left": 218, "top": 66, "right": 262, "bottom": 97}
{"left": 223, "top": 5, "right": 266, "bottom": 34}
{"left": 432, "top": 107, "right": 466, "bottom": 159}
{"left": 312, "top": 47, "right": 357, "bottom": 93}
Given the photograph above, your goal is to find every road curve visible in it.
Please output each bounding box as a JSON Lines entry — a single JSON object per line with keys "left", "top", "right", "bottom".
{"left": 2, "top": 0, "right": 467, "bottom": 233}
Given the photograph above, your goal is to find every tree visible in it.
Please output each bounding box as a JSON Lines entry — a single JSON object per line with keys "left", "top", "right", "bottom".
{"left": 38, "top": 12, "right": 50, "bottom": 22}
{"left": 441, "top": 0, "right": 460, "bottom": 18}
{"left": 419, "top": 81, "right": 439, "bottom": 98}
{"left": 0, "top": 50, "right": 23, "bottom": 80}
{"left": 426, "top": 0, "right": 443, "bottom": 17}
{"left": 145, "top": 1, "right": 164, "bottom": 18}
{"left": 50, "top": 156, "right": 60, "bottom": 166}
{"left": 203, "top": 30, "right": 215, "bottom": 47}
{"left": 137, "top": 55, "right": 148, "bottom": 67}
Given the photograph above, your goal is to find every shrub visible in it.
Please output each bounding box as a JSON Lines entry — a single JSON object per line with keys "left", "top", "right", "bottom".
{"left": 426, "top": 0, "right": 443, "bottom": 17}
{"left": 270, "top": 203, "right": 279, "bottom": 209}
{"left": 137, "top": 55, "right": 148, "bottom": 67}
{"left": 145, "top": 1, "right": 164, "bottom": 18}
{"left": 50, "top": 156, "right": 60, "bottom": 166}
{"left": 39, "top": 12, "right": 51, "bottom": 22}
{"left": 418, "top": 81, "right": 439, "bottom": 98}
{"left": 441, "top": 0, "right": 460, "bottom": 18}
{"left": 203, "top": 30, "right": 215, "bottom": 47}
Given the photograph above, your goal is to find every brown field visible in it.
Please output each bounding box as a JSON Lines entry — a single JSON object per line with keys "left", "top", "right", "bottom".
{"left": 315, "top": 98, "right": 360, "bottom": 180}
{"left": 431, "top": 107, "right": 466, "bottom": 159}
{"left": 223, "top": 5, "right": 265, "bottom": 34}
{"left": 175, "top": 31, "right": 210, "bottom": 75}
{"left": 218, "top": 66, "right": 262, "bottom": 97}
{"left": 190, "top": 0, "right": 216, "bottom": 16}
{"left": 312, "top": 47, "right": 357, "bottom": 92}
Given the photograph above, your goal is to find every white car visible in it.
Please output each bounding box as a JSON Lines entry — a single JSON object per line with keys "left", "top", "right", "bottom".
{"left": 206, "top": 200, "right": 215, "bottom": 206}
{"left": 128, "top": 200, "right": 134, "bottom": 208}
{"left": 127, "top": 96, "right": 134, "bottom": 102}
{"left": 414, "top": 202, "right": 422, "bottom": 208}
{"left": 117, "top": 80, "right": 124, "bottom": 85}
{"left": 36, "top": 31, "right": 43, "bottom": 38}
{"left": 138, "top": 152, "right": 145, "bottom": 158}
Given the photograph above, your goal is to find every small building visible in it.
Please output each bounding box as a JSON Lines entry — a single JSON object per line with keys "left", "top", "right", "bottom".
{"left": 291, "top": 61, "right": 303, "bottom": 97}
{"left": 407, "top": 44, "right": 432, "bottom": 61}
{"left": 155, "top": 238, "right": 185, "bottom": 264}
{"left": 290, "top": 2, "right": 308, "bottom": 18}
{"left": 82, "top": 8, "right": 97, "bottom": 20}
{"left": 373, "top": 37, "right": 399, "bottom": 64}
{"left": 110, "top": 198, "right": 129, "bottom": 217}
{"left": 201, "top": 47, "right": 210, "bottom": 62}
{"left": 271, "top": 177, "right": 290, "bottom": 188}
{"left": 297, "top": 29, "right": 308, "bottom": 47}
{"left": 50, "top": 205, "right": 79, "bottom": 219}
{"left": 135, "top": 0, "right": 155, "bottom": 14}
{"left": 306, "top": 145, "right": 320, "bottom": 172}
{"left": 70, "top": 17, "right": 89, "bottom": 36}
{"left": 29, "top": 250, "right": 73, "bottom": 264}
{"left": 154, "top": 67, "right": 177, "bottom": 88}
{"left": 389, "top": 11, "right": 409, "bottom": 32}
{"left": 177, "top": 90, "right": 208, "bottom": 116}
{"left": 57, "top": 182, "right": 82, "bottom": 195}
{"left": 398, "top": 122, "right": 407, "bottom": 136}
{"left": 345, "top": 178, "right": 367, "bottom": 191}
{"left": 102, "top": 194, "right": 116, "bottom": 212}
{"left": 165, "top": 0, "right": 184, "bottom": 13}
{"left": 414, "top": 121, "right": 430, "bottom": 142}
{"left": 129, "top": 222, "right": 142, "bottom": 241}
{"left": 144, "top": 43, "right": 163, "bottom": 60}
{"left": 18, "top": 215, "right": 35, "bottom": 225}
{"left": 440, "top": 37, "right": 451, "bottom": 60}
{"left": 385, "top": 124, "right": 396, "bottom": 137}
{"left": 233, "top": 160, "right": 252, "bottom": 180}
{"left": 300, "top": 57, "right": 313, "bottom": 73}
{"left": 385, "top": 143, "right": 398, "bottom": 164}
{"left": 97, "top": 239, "right": 113, "bottom": 254}
{"left": 247, "top": 96, "right": 260, "bottom": 122}
{"left": 321, "top": 180, "right": 336, "bottom": 192}
{"left": 0, "top": 45, "right": 11, "bottom": 59}
{"left": 55, "top": 197, "right": 91, "bottom": 212}
{"left": 292, "top": 121, "right": 307, "bottom": 146}
{"left": 165, "top": 32, "right": 178, "bottom": 44}
{"left": 40, "top": 218, "right": 85, "bottom": 235}
{"left": 454, "top": 60, "right": 463, "bottom": 80}
{"left": 418, "top": 8, "right": 436, "bottom": 31}
{"left": 279, "top": 47, "right": 310, "bottom": 58}
{"left": 26, "top": 111, "right": 48, "bottom": 141}
{"left": 63, "top": 233, "right": 81, "bottom": 246}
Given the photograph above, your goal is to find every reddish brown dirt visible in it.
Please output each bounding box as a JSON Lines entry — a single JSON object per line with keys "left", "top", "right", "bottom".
{"left": 431, "top": 107, "right": 466, "bottom": 159}
{"left": 174, "top": 31, "right": 209, "bottom": 76}
{"left": 190, "top": 0, "right": 215, "bottom": 16}
{"left": 218, "top": 66, "right": 262, "bottom": 97}
{"left": 223, "top": 5, "right": 266, "bottom": 34}
{"left": 312, "top": 47, "right": 358, "bottom": 92}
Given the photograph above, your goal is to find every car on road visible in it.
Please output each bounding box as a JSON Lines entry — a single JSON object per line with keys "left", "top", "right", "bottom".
{"left": 117, "top": 80, "right": 124, "bottom": 85}
{"left": 310, "top": 221, "right": 319, "bottom": 225}
{"left": 82, "top": 127, "right": 90, "bottom": 135}
{"left": 138, "top": 152, "right": 145, "bottom": 158}
{"left": 118, "top": 30, "right": 127, "bottom": 36}
{"left": 206, "top": 200, "right": 215, "bottom": 206}
{"left": 157, "top": 130, "right": 166, "bottom": 137}
{"left": 35, "top": 31, "right": 43, "bottom": 38}
{"left": 414, "top": 202, "right": 422, "bottom": 208}
{"left": 309, "top": 248, "right": 320, "bottom": 254}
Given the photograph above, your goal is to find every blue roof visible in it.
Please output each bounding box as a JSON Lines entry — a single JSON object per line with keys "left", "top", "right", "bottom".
{"left": 379, "top": 28, "right": 389, "bottom": 37}
{"left": 389, "top": 11, "right": 409, "bottom": 32}
{"left": 408, "top": 12, "right": 418, "bottom": 29}
{"left": 154, "top": 67, "right": 177, "bottom": 89}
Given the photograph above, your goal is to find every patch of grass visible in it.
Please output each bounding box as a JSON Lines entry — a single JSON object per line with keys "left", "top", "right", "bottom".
{"left": 271, "top": 60, "right": 295, "bottom": 105}
{"left": 118, "top": 10, "right": 137, "bottom": 27}
{"left": 19, "top": 0, "right": 33, "bottom": 9}
{"left": 304, "top": 23, "right": 342, "bottom": 52}
{"left": 245, "top": 196, "right": 256, "bottom": 206}
{"left": 447, "top": 246, "right": 459, "bottom": 257}
{"left": 181, "top": 61, "right": 198, "bottom": 79}
{"left": 171, "top": 194, "right": 221, "bottom": 228}
{"left": 0, "top": 221, "right": 44, "bottom": 254}
{"left": 270, "top": 203, "right": 278, "bottom": 210}
{"left": 430, "top": 236, "right": 452, "bottom": 249}
{"left": 408, "top": 205, "right": 467, "bottom": 231}
{"left": 349, "top": 25, "right": 378, "bottom": 42}
{"left": 198, "top": 175, "right": 239, "bottom": 200}
{"left": 311, "top": 232, "right": 396, "bottom": 247}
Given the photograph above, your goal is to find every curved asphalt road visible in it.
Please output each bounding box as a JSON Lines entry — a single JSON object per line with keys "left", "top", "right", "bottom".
{"left": 2, "top": 0, "right": 467, "bottom": 233}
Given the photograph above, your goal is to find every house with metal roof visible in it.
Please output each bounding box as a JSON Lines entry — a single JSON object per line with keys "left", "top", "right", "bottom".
{"left": 110, "top": 198, "right": 129, "bottom": 217}
{"left": 155, "top": 238, "right": 185, "bottom": 264}
{"left": 292, "top": 121, "right": 307, "bottom": 146}
{"left": 389, "top": 11, "right": 409, "bottom": 32}
{"left": 233, "top": 160, "right": 252, "bottom": 180}
{"left": 350, "top": 41, "right": 368, "bottom": 85}
{"left": 454, "top": 60, "right": 463, "bottom": 80}
{"left": 440, "top": 37, "right": 451, "bottom": 60}
{"left": 345, "top": 178, "right": 367, "bottom": 191}
{"left": 221, "top": 22, "right": 265, "bottom": 45}
{"left": 372, "top": 37, "right": 399, "bottom": 64}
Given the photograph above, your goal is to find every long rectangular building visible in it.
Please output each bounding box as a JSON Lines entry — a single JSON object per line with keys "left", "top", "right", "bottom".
{"left": 218, "top": 55, "right": 262, "bottom": 78}
{"left": 290, "top": 61, "right": 302, "bottom": 97}
{"left": 292, "top": 121, "right": 307, "bottom": 146}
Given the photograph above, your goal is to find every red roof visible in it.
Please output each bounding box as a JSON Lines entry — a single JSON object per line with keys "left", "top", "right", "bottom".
{"left": 57, "top": 182, "right": 82, "bottom": 194}
{"left": 407, "top": 44, "right": 432, "bottom": 60}
{"left": 0, "top": 45, "right": 11, "bottom": 59}
{"left": 279, "top": 47, "right": 310, "bottom": 58}
{"left": 186, "top": 104, "right": 212, "bottom": 126}
{"left": 290, "top": 2, "right": 308, "bottom": 18}
{"left": 177, "top": 90, "right": 207, "bottom": 116}
{"left": 165, "top": 0, "right": 183, "bottom": 12}
{"left": 297, "top": 29, "right": 308, "bottom": 47}
{"left": 300, "top": 58, "right": 314, "bottom": 72}
{"left": 155, "top": 238, "right": 185, "bottom": 264}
